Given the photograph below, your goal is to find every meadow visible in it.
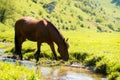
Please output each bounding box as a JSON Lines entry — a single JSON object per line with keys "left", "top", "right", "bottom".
{"left": 0, "top": 27, "right": 120, "bottom": 80}
{"left": 0, "top": 0, "right": 120, "bottom": 79}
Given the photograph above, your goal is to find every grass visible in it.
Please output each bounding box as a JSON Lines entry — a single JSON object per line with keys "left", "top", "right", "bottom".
{"left": 0, "top": 61, "right": 44, "bottom": 80}
{"left": 62, "top": 29, "right": 120, "bottom": 54}
{"left": 0, "top": 0, "right": 120, "bottom": 79}
{"left": 2, "top": 29, "right": 120, "bottom": 79}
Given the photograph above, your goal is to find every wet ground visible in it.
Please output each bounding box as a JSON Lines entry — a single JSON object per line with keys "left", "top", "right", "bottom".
{"left": 0, "top": 42, "right": 106, "bottom": 80}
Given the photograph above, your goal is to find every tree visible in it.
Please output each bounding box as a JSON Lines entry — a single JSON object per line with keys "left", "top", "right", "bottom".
{"left": 0, "top": 0, "right": 17, "bottom": 23}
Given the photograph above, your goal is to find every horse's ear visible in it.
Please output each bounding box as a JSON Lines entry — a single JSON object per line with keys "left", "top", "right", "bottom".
{"left": 66, "top": 38, "right": 69, "bottom": 42}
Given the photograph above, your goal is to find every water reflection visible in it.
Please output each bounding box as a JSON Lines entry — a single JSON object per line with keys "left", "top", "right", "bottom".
{"left": 61, "top": 72, "right": 93, "bottom": 80}
{"left": 40, "top": 66, "right": 106, "bottom": 80}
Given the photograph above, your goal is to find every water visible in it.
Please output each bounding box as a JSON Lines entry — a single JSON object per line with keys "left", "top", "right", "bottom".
{"left": 0, "top": 47, "right": 106, "bottom": 80}
{"left": 39, "top": 66, "right": 106, "bottom": 80}
{"left": 61, "top": 72, "right": 93, "bottom": 80}
{"left": 0, "top": 49, "right": 6, "bottom": 55}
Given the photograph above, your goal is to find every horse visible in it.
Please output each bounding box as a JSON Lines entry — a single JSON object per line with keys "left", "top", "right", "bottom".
{"left": 14, "top": 17, "right": 69, "bottom": 61}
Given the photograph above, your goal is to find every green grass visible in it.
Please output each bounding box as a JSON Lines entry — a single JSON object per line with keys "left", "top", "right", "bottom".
{"left": 0, "top": 61, "right": 43, "bottom": 80}
{"left": 64, "top": 30, "right": 120, "bottom": 80}
{"left": 0, "top": 0, "right": 120, "bottom": 79}
{"left": 1, "top": 0, "right": 120, "bottom": 32}
{"left": 1, "top": 28, "right": 120, "bottom": 80}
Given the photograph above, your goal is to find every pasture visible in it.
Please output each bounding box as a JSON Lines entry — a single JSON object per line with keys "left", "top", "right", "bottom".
{"left": 0, "top": 28, "right": 120, "bottom": 79}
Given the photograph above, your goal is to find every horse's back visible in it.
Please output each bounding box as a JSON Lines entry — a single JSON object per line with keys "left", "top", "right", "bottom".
{"left": 15, "top": 17, "right": 38, "bottom": 28}
{"left": 15, "top": 17, "right": 50, "bottom": 42}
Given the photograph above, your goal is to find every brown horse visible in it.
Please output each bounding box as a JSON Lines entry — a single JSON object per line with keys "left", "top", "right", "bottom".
{"left": 14, "top": 17, "right": 69, "bottom": 61}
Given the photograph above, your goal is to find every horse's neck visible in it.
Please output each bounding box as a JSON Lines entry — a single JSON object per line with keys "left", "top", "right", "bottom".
{"left": 49, "top": 27, "right": 64, "bottom": 46}
{"left": 46, "top": 21, "right": 65, "bottom": 46}
{"left": 52, "top": 32, "right": 65, "bottom": 47}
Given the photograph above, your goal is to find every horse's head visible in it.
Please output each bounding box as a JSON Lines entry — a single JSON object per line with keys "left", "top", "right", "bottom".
{"left": 57, "top": 38, "right": 69, "bottom": 60}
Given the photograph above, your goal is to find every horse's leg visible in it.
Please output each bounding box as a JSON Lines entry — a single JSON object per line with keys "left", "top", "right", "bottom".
{"left": 34, "top": 42, "right": 41, "bottom": 62}
{"left": 18, "top": 41, "right": 23, "bottom": 60}
{"left": 14, "top": 34, "right": 23, "bottom": 60}
{"left": 49, "top": 42, "right": 57, "bottom": 60}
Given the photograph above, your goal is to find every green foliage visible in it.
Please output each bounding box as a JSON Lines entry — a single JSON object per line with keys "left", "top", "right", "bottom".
{"left": 108, "top": 24, "right": 114, "bottom": 31}
{"left": 0, "top": 0, "right": 120, "bottom": 31}
{"left": 95, "top": 18, "right": 103, "bottom": 23}
{"left": 84, "top": 54, "right": 103, "bottom": 67}
{"left": 0, "top": 0, "right": 120, "bottom": 79}
{"left": 72, "top": 52, "right": 88, "bottom": 62}
{"left": 0, "top": 0, "right": 20, "bottom": 26}
{"left": 0, "top": 28, "right": 14, "bottom": 42}
{"left": 0, "top": 61, "right": 43, "bottom": 80}
{"left": 0, "top": 42, "right": 6, "bottom": 48}
{"left": 4, "top": 30, "right": 120, "bottom": 79}
{"left": 108, "top": 72, "right": 120, "bottom": 80}
{"left": 95, "top": 59, "right": 107, "bottom": 75}
{"left": 23, "top": 52, "right": 34, "bottom": 60}
{"left": 97, "top": 26, "right": 103, "bottom": 32}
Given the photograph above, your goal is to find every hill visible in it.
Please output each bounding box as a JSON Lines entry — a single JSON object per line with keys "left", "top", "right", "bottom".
{"left": 0, "top": 0, "right": 120, "bottom": 32}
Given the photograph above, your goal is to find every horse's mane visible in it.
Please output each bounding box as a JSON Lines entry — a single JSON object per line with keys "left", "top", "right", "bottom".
{"left": 44, "top": 19, "right": 63, "bottom": 38}
{"left": 44, "top": 19, "right": 68, "bottom": 48}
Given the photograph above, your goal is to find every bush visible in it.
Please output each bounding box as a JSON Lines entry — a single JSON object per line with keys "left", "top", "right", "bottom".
{"left": 95, "top": 60, "right": 107, "bottom": 75}
{"left": 80, "top": 24, "right": 84, "bottom": 28}
{"left": 95, "top": 56, "right": 120, "bottom": 77}
{"left": 108, "top": 24, "right": 114, "bottom": 31}
{"left": 72, "top": 52, "right": 88, "bottom": 62}
{"left": 78, "top": 15, "right": 83, "bottom": 21}
{"left": 84, "top": 54, "right": 103, "bottom": 66}
{"left": 97, "top": 26, "right": 102, "bottom": 32}
{"left": 108, "top": 72, "right": 120, "bottom": 80}
{"left": 95, "top": 18, "right": 103, "bottom": 23}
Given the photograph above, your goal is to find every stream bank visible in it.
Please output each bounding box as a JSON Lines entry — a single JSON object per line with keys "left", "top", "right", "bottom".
{"left": 0, "top": 42, "right": 106, "bottom": 80}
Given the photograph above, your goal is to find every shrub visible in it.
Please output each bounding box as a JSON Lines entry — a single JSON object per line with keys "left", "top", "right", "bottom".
{"left": 95, "top": 57, "right": 120, "bottom": 76}
{"left": 108, "top": 72, "right": 120, "bottom": 80}
{"left": 80, "top": 24, "right": 84, "bottom": 28}
{"left": 84, "top": 54, "right": 103, "bottom": 66}
{"left": 95, "top": 18, "right": 103, "bottom": 23}
{"left": 78, "top": 15, "right": 83, "bottom": 21}
{"left": 95, "top": 61, "right": 107, "bottom": 75}
{"left": 72, "top": 52, "right": 88, "bottom": 62}
{"left": 97, "top": 26, "right": 102, "bottom": 32}
{"left": 108, "top": 24, "right": 114, "bottom": 31}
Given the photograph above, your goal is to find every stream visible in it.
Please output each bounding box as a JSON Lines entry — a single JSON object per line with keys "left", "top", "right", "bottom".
{"left": 0, "top": 42, "right": 106, "bottom": 80}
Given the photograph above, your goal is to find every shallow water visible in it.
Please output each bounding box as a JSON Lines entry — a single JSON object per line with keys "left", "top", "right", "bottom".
{"left": 39, "top": 66, "right": 106, "bottom": 80}
{"left": 0, "top": 48, "right": 6, "bottom": 55}
{"left": 0, "top": 48, "right": 106, "bottom": 80}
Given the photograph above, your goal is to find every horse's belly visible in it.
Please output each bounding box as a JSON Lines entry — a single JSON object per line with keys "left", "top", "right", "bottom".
{"left": 27, "top": 37, "right": 37, "bottom": 41}
{"left": 25, "top": 33, "right": 37, "bottom": 41}
{"left": 24, "top": 30, "right": 50, "bottom": 42}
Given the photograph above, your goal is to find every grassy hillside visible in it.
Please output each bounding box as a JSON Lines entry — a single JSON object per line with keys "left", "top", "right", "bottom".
{"left": 0, "top": 0, "right": 120, "bottom": 32}
{"left": 0, "top": 0, "right": 120, "bottom": 80}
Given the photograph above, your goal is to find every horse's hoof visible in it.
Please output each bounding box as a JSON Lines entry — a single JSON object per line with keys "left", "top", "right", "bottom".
{"left": 34, "top": 53, "right": 40, "bottom": 62}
